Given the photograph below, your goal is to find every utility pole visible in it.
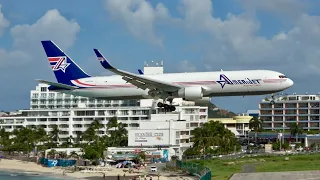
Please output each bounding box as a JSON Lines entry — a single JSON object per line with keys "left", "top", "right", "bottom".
{"left": 279, "top": 132, "right": 282, "bottom": 151}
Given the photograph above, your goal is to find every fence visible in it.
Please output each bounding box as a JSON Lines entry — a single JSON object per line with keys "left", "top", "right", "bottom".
{"left": 176, "top": 160, "right": 211, "bottom": 180}
{"left": 182, "top": 150, "right": 320, "bottom": 162}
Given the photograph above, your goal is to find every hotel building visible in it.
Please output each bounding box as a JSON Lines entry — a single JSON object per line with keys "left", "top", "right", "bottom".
{"left": 259, "top": 94, "right": 320, "bottom": 130}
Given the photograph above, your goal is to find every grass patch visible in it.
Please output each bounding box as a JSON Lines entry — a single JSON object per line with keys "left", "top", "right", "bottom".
{"left": 190, "top": 154, "right": 320, "bottom": 180}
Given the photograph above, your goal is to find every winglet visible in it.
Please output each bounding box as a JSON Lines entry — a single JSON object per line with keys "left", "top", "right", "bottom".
{"left": 93, "top": 49, "right": 113, "bottom": 69}
{"left": 138, "top": 69, "right": 144, "bottom": 75}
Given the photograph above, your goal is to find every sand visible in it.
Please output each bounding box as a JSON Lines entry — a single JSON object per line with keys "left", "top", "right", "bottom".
{"left": 0, "top": 159, "right": 172, "bottom": 180}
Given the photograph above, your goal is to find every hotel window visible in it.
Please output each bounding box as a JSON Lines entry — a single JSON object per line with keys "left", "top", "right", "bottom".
{"left": 40, "top": 87, "right": 47, "bottom": 92}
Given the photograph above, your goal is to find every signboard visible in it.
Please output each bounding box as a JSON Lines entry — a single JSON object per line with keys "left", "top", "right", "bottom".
{"left": 128, "top": 129, "right": 170, "bottom": 146}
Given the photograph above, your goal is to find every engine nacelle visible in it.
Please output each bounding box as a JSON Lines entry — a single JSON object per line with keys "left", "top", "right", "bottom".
{"left": 177, "top": 86, "right": 203, "bottom": 101}
{"left": 193, "top": 97, "right": 212, "bottom": 104}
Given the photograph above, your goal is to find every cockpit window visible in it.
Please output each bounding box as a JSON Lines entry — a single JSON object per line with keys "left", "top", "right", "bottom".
{"left": 279, "top": 75, "right": 287, "bottom": 78}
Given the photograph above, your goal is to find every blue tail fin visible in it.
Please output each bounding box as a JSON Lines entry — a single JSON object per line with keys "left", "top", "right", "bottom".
{"left": 41, "top": 40, "right": 90, "bottom": 86}
{"left": 138, "top": 69, "right": 144, "bottom": 75}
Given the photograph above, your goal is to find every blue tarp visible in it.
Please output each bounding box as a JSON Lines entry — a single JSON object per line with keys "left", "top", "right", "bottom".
{"left": 40, "top": 158, "right": 76, "bottom": 167}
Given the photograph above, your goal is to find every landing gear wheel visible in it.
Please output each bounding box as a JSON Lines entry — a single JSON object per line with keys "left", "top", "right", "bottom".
{"left": 164, "top": 104, "right": 175, "bottom": 112}
{"left": 170, "top": 106, "right": 176, "bottom": 112}
{"left": 164, "top": 104, "right": 170, "bottom": 109}
{"left": 157, "top": 102, "right": 164, "bottom": 107}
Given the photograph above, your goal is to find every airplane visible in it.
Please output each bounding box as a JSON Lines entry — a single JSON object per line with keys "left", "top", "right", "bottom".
{"left": 38, "top": 40, "right": 294, "bottom": 112}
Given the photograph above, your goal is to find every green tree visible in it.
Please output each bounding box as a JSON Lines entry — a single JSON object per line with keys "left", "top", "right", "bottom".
{"left": 107, "top": 116, "right": 118, "bottom": 130}
{"left": 83, "top": 119, "right": 103, "bottom": 142}
{"left": 60, "top": 135, "right": 73, "bottom": 148}
{"left": 11, "top": 127, "right": 41, "bottom": 155}
{"left": 290, "top": 123, "right": 303, "bottom": 143}
{"left": 0, "top": 128, "right": 13, "bottom": 153}
{"left": 109, "top": 122, "right": 128, "bottom": 147}
{"left": 187, "top": 121, "right": 239, "bottom": 156}
{"left": 49, "top": 125, "right": 60, "bottom": 147}
{"left": 249, "top": 117, "right": 264, "bottom": 143}
{"left": 82, "top": 136, "right": 108, "bottom": 161}
{"left": 106, "top": 117, "right": 128, "bottom": 147}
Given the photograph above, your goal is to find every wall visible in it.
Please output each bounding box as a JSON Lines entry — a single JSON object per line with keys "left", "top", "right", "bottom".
{"left": 128, "top": 129, "right": 170, "bottom": 146}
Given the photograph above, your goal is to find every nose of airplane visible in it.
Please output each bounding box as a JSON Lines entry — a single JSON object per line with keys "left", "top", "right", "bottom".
{"left": 287, "top": 78, "right": 294, "bottom": 87}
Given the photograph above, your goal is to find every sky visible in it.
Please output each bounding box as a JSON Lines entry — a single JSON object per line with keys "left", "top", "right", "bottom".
{"left": 0, "top": 0, "right": 320, "bottom": 113}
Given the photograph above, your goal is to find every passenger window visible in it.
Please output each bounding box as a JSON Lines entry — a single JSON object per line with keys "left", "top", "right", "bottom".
{"left": 279, "top": 75, "right": 287, "bottom": 78}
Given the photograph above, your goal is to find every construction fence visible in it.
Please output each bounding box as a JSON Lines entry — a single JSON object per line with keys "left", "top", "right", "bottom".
{"left": 176, "top": 160, "right": 211, "bottom": 180}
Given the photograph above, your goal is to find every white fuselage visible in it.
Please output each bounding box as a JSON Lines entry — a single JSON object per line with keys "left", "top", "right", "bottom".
{"left": 55, "top": 70, "right": 294, "bottom": 100}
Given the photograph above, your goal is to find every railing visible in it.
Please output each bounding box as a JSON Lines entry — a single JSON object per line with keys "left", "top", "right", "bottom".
{"left": 176, "top": 160, "right": 211, "bottom": 180}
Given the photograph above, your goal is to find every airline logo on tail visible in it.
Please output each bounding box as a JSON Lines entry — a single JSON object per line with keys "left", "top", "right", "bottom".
{"left": 217, "top": 74, "right": 261, "bottom": 89}
{"left": 48, "top": 56, "right": 70, "bottom": 73}
{"left": 98, "top": 57, "right": 104, "bottom": 62}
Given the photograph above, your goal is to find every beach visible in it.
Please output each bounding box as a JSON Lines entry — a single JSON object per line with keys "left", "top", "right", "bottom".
{"left": 0, "top": 159, "right": 180, "bottom": 180}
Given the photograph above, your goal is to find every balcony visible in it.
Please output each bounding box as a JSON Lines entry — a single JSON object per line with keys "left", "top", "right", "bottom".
{"left": 285, "top": 110, "right": 297, "bottom": 115}
{"left": 274, "top": 103, "right": 284, "bottom": 108}
{"left": 310, "top": 110, "right": 320, "bottom": 114}
{"left": 273, "top": 118, "right": 283, "bottom": 122}
{"left": 260, "top": 104, "right": 272, "bottom": 109}
{"left": 180, "top": 135, "right": 190, "bottom": 139}
{"left": 180, "top": 142, "right": 193, "bottom": 147}
{"left": 298, "top": 103, "right": 308, "bottom": 108}
{"left": 260, "top": 110, "right": 272, "bottom": 115}
{"left": 285, "top": 103, "right": 297, "bottom": 109}
{"left": 310, "top": 103, "right": 320, "bottom": 108}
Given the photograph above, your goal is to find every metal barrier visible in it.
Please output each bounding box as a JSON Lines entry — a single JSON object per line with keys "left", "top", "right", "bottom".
{"left": 176, "top": 160, "right": 211, "bottom": 180}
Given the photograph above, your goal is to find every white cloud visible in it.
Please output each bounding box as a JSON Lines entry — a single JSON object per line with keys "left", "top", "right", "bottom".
{"left": 240, "top": 0, "right": 306, "bottom": 19}
{"left": 104, "top": 0, "right": 170, "bottom": 46}
{"left": 106, "top": 0, "right": 320, "bottom": 76}
{"left": 0, "top": 49, "right": 31, "bottom": 68}
{"left": 0, "top": 4, "right": 9, "bottom": 36}
{"left": 10, "top": 9, "right": 80, "bottom": 51}
{"left": 0, "top": 8, "right": 81, "bottom": 110}
{"left": 0, "top": 9, "right": 81, "bottom": 68}
{"left": 178, "top": 60, "right": 197, "bottom": 72}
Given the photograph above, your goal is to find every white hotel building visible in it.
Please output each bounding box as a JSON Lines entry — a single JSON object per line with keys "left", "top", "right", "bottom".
{"left": 0, "top": 62, "right": 208, "bottom": 156}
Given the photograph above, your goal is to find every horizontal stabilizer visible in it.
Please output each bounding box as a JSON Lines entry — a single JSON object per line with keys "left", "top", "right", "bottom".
{"left": 36, "top": 79, "right": 78, "bottom": 90}
{"left": 138, "top": 69, "right": 144, "bottom": 75}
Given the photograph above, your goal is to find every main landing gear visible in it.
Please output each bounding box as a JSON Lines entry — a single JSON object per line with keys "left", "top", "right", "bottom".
{"left": 157, "top": 99, "right": 176, "bottom": 112}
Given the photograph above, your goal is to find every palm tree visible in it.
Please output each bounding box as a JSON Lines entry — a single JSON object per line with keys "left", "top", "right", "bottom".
{"left": 83, "top": 119, "right": 103, "bottom": 142}
{"left": 290, "top": 123, "right": 303, "bottom": 143}
{"left": 75, "top": 132, "right": 83, "bottom": 146}
{"left": 109, "top": 122, "right": 128, "bottom": 147}
{"left": 49, "top": 125, "right": 60, "bottom": 146}
{"left": 107, "top": 116, "right": 118, "bottom": 130}
{"left": 249, "top": 117, "right": 264, "bottom": 144}
{"left": 0, "top": 128, "right": 12, "bottom": 153}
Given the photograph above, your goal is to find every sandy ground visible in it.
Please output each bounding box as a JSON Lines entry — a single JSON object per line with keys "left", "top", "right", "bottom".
{"left": 0, "top": 159, "right": 173, "bottom": 180}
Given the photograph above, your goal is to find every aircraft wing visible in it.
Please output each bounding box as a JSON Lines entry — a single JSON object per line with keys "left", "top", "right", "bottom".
{"left": 93, "top": 49, "right": 181, "bottom": 92}
{"left": 36, "top": 79, "right": 78, "bottom": 90}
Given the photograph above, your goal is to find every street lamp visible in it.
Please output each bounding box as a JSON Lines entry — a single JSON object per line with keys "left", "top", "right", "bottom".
{"left": 280, "top": 124, "right": 286, "bottom": 151}
{"left": 282, "top": 124, "right": 286, "bottom": 146}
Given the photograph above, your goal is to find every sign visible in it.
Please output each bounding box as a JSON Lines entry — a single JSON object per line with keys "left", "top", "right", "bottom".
{"left": 163, "top": 149, "right": 169, "bottom": 160}
{"left": 128, "top": 130, "right": 170, "bottom": 146}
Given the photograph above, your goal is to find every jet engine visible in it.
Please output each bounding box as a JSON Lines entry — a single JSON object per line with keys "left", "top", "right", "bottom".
{"left": 177, "top": 86, "right": 203, "bottom": 101}
{"left": 193, "top": 97, "right": 212, "bottom": 104}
